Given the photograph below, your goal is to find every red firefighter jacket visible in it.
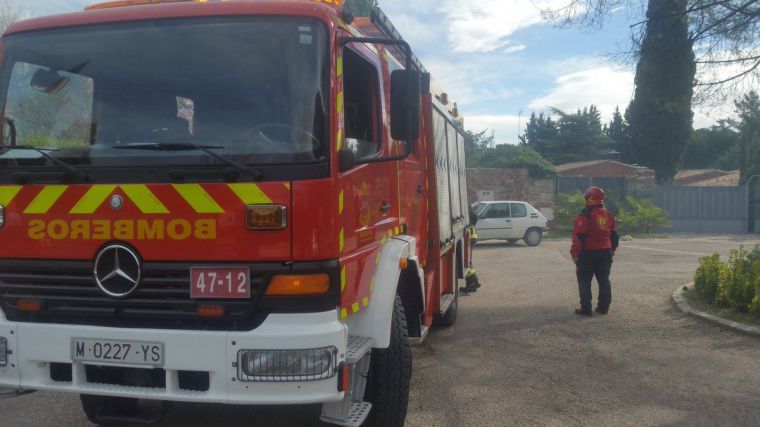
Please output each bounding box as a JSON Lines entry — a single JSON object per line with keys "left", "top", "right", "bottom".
{"left": 570, "top": 206, "right": 619, "bottom": 261}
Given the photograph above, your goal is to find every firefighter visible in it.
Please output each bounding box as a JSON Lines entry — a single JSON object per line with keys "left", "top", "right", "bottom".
{"left": 461, "top": 204, "right": 481, "bottom": 294}
{"left": 570, "top": 186, "right": 619, "bottom": 316}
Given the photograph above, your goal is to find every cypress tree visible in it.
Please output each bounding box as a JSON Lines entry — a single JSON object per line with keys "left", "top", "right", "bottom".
{"left": 627, "top": 0, "right": 695, "bottom": 184}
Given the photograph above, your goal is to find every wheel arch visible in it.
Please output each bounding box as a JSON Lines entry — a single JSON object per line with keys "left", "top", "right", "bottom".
{"left": 343, "top": 235, "right": 423, "bottom": 349}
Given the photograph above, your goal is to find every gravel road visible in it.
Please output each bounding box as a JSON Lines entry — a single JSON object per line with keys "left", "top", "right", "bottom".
{"left": 2, "top": 235, "right": 760, "bottom": 426}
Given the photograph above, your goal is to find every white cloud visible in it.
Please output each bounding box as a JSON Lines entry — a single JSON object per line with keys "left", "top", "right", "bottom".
{"left": 503, "top": 44, "right": 527, "bottom": 54}
{"left": 441, "top": 0, "right": 569, "bottom": 53}
{"left": 528, "top": 65, "right": 635, "bottom": 121}
{"left": 466, "top": 115, "right": 522, "bottom": 145}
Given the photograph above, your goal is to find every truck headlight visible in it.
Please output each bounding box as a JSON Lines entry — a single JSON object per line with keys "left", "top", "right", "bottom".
{"left": 237, "top": 347, "right": 337, "bottom": 382}
{"left": 0, "top": 337, "right": 7, "bottom": 367}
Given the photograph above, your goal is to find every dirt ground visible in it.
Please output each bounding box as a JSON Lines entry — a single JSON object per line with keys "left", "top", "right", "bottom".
{"left": 2, "top": 234, "right": 760, "bottom": 426}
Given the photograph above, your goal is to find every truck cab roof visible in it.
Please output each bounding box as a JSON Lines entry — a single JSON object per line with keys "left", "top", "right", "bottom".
{"left": 6, "top": 0, "right": 339, "bottom": 36}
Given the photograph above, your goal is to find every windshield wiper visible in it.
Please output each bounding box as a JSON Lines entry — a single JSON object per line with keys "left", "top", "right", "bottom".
{"left": 3, "top": 117, "right": 91, "bottom": 183}
{"left": 114, "top": 142, "right": 263, "bottom": 181}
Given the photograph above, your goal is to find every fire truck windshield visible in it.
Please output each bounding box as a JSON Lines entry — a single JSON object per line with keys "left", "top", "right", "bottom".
{"left": 0, "top": 17, "right": 329, "bottom": 181}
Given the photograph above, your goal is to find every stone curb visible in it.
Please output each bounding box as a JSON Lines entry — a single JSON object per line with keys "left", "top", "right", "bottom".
{"left": 673, "top": 283, "right": 760, "bottom": 338}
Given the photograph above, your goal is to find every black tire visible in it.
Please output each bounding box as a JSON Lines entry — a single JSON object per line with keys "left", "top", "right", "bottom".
{"left": 524, "top": 228, "right": 543, "bottom": 247}
{"left": 363, "top": 296, "right": 412, "bottom": 427}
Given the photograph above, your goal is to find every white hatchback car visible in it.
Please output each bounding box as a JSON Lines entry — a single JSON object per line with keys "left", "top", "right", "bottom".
{"left": 473, "top": 201, "right": 549, "bottom": 246}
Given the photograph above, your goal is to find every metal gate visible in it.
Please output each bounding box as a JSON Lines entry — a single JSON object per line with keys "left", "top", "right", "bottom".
{"left": 654, "top": 186, "right": 748, "bottom": 234}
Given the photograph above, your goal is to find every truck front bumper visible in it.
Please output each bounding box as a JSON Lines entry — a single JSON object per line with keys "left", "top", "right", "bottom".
{"left": 0, "top": 310, "right": 347, "bottom": 405}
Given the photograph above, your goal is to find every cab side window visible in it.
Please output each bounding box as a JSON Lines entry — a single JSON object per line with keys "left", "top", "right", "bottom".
{"left": 483, "top": 203, "right": 509, "bottom": 219}
{"left": 510, "top": 203, "right": 527, "bottom": 218}
{"left": 343, "top": 48, "right": 380, "bottom": 159}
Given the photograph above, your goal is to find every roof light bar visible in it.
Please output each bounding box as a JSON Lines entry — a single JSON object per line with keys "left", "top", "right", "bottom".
{"left": 86, "top": 0, "right": 208, "bottom": 11}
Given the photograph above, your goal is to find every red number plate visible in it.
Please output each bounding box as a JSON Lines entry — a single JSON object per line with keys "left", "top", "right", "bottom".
{"left": 190, "top": 267, "right": 251, "bottom": 299}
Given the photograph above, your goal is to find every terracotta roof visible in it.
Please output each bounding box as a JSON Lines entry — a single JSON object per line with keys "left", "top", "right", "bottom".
{"left": 684, "top": 171, "right": 740, "bottom": 187}
{"left": 555, "top": 160, "right": 608, "bottom": 172}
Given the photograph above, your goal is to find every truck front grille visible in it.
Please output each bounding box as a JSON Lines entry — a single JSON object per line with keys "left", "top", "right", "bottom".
{"left": 0, "top": 260, "right": 268, "bottom": 331}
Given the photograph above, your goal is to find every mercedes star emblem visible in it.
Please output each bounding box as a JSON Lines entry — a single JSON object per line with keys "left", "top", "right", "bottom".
{"left": 93, "top": 244, "right": 141, "bottom": 298}
{"left": 110, "top": 195, "right": 124, "bottom": 211}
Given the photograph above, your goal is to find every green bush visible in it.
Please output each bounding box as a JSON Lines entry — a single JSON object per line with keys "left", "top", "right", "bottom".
{"left": 716, "top": 247, "right": 754, "bottom": 311}
{"left": 554, "top": 191, "right": 586, "bottom": 229}
{"left": 618, "top": 196, "right": 670, "bottom": 234}
{"left": 694, "top": 253, "right": 723, "bottom": 303}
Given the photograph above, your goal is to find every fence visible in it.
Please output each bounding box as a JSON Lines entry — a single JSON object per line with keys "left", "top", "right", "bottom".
{"left": 654, "top": 186, "right": 748, "bottom": 234}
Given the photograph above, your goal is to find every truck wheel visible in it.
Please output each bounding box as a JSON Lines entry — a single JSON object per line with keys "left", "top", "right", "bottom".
{"left": 363, "top": 295, "right": 411, "bottom": 427}
{"left": 524, "top": 228, "right": 543, "bottom": 247}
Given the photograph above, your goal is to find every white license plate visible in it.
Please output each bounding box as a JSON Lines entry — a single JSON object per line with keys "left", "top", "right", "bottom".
{"left": 72, "top": 338, "right": 164, "bottom": 367}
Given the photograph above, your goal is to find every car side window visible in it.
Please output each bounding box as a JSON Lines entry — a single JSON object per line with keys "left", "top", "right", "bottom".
{"left": 483, "top": 203, "right": 509, "bottom": 219}
{"left": 510, "top": 203, "right": 527, "bottom": 218}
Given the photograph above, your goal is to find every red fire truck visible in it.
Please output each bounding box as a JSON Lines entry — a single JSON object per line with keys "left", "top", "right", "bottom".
{"left": 0, "top": 1, "right": 472, "bottom": 425}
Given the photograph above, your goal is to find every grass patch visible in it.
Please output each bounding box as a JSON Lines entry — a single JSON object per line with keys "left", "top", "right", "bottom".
{"left": 683, "top": 287, "right": 760, "bottom": 328}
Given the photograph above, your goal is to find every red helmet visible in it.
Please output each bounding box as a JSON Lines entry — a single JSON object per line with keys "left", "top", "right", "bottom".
{"left": 584, "top": 186, "right": 606, "bottom": 206}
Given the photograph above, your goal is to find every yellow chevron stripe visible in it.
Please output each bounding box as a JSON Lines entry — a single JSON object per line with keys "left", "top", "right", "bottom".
{"left": 0, "top": 186, "right": 22, "bottom": 206}
{"left": 362, "top": 297, "right": 369, "bottom": 308}
{"left": 370, "top": 276, "right": 375, "bottom": 292}
{"left": 120, "top": 185, "right": 168, "bottom": 214}
{"left": 24, "top": 185, "right": 67, "bottom": 214}
{"left": 228, "top": 183, "right": 272, "bottom": 205}
{"left": 337, "top": 56, "right": 343, "bottom": 77}
{"left": 340, "top": 266, "right": 347, "bottom": 292}
{"left": 340, "top": 308, "right": 348, "bottom": 320}
{"left": 70, "top": 185, "right": 117, "bottom": 214}
{"left": 339, "top": 228, "right": 345, "bottom": 252}
{"left": 352, "top": 302, "right": 360, "bottom": 313}
{"left": 338, "top": 190, "right": 344, "bottom": 215}
{"left": 336, "top": 129, "right": 343, "bottom": 151}
{"left": 173, "top": 184, "right": 224, "bottom": 214}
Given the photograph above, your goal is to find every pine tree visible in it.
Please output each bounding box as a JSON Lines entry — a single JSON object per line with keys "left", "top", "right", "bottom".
{"left": 736, "top": 91, "right": 760, "bottom": 182}
{"left": 627, "top": 0, "right": 695, "bottom": 184}
{"left": 605, "top": 106, "right": 634, "bottom": 163}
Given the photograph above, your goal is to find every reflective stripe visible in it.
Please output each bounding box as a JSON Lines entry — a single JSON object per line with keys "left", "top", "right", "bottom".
{"left": 339, "top": 228, "right": 344, "bottom": 252}
{"left": 228, "top": 184, "right": 272, "bottom": 205}
{"left": 340, "top": 308, "right": 348, "bottom": 320}
{"left": 351, "top": 303, "right": 360, "bottom": 313}
{"left": 362, "top": 297, "right": 369, "bottom": 308}
{"left": 340, "top": 266, "right": 347, "bottom": 292}
{"left": 24, "top": 186, "right": 68, "bottom": 214}
{"left": 173, "top": 184, "right": 224, "bottom": 214}
{"left": 338, "top": 190, "right": 344, "bottom": 215}
{"left": 336, "top": 92, "right": 343, "bottom": 114}
{"left": 0, "top": 186, "right": 22, "bottom": 206}
{"left": 69, "top": 185, "right": 117, "bottom": 214}
{"left": 336, "top": 129, "right": 343, "bottom": 151}
{"left": 120, "top": 185, "right": 169, "bottom": 214}
{"left": 336, "top": 56, "right": 343, "bottom": 77}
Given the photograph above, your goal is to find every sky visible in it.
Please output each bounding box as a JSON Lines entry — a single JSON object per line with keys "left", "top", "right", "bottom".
{"left": 26, "top": 0, "right": 734, "bottom": 145}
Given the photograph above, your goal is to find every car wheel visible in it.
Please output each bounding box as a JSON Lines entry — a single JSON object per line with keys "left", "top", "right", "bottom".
{"left": 524, "top": 228, "right": 543, "bottom": 247}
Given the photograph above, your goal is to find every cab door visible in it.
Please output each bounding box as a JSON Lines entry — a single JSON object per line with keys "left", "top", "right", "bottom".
{"left": 476, "top": 202, "right": 511, "bottom": 240}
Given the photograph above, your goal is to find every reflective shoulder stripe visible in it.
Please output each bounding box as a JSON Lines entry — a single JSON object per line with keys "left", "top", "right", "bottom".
{"left": 24, "top": 185, "right": 68, "bottom": 214}
{"left": 228, "top": 184, "right": 272, "bottom": 205}
{"left": 120, "top": 185, "right": 169, "bottom": 214}
{"left": 172, "top": 184, "right": 224, "bottom": 214}
{"left": 70, "top": 185, "right": 117, "bottom": 214}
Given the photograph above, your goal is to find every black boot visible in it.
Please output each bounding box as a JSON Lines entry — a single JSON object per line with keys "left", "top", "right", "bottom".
{"left": 574, "top": 307, "right": 593, "bottom": 317}
{"left": 595, "top": 307, "right": 608, "bottom": 315}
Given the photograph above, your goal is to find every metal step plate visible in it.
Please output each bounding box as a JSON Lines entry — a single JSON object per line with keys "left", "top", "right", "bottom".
{"left": 321, "top": 401, "right": 372, "bottom": 427}
{"left": 346, "top": 336, "right": 373, "bottom": 364}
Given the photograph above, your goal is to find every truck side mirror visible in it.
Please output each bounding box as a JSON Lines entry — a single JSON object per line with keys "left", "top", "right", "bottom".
{"left": 390, "top": 69, "right": 421, "bottom": 142}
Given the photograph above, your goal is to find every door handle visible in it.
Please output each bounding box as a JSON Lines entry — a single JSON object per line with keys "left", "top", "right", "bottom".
{"left": 417, "top": 185, "right": 424, "bottom": 194}
{"left": 380, "top": 202, "right": 392, "bottom": 213}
